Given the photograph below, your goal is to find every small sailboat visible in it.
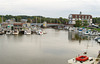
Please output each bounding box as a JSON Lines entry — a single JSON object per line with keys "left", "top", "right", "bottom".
{"left": 32, "top": 26, "right": 38, "bottom": 33}
{"left": 12, "top": 30, "right": 19, "bottom": 35}
{"left": 36, "top": 29, "right": 43, "bottom": 35}
{"left": 84, "top": 30, "right": 90, "bottom": 35}
{"left": 83, "top": 29, "right": 91, "bottom": 35}
{"left": 94, "top": 37, "right": 100, "bottom": 43}
{"left": 6, "top": 30, "right": 12, "bottom": 35}
{"left": 68, "top": 27, "right": 74, "bottom": 31}
{"left": 42, "top": 30, "right": 47, "bottom": 34}
{"left": 64, "top": 26, "right": 68, "bottom": 30}
{"left": 98, "top": 32, "right": 100, "bottom": 36}
{"left": 0, "top": 31, "right": 3, "bottom": 35}
{"left": 89, "top": 30, "right": 98, "bottom": 36}
{"left": 58, "top": 26, "right": 63, "bottom": 30}
{"left": 24, "top": 29, "right": 31, "bottom": 35}
{"left": 79, "top": 28, "right": 83, "bottom": 32}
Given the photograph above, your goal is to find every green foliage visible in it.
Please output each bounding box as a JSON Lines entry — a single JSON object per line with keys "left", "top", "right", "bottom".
{"left": 99, "top": 24, "right": 100, "bottom": 27}
{"left": 83, "top": 20, "right": 89, "bottom": 26}
{"left": 27, "top": 18, "right": 32, "bottom": 23}
{"left": 0, "top": 17, "right": 2, "bottom": 23}
{"left": 74, "top": 20, "right": 82, "bottom": 27}
{"left": 16, "top": 16, "right": 21, "bottom": 22}
{"left": 87, "top": 27, "right": 100, "bottom": 32}
{"left": 58, "top": 20, "right": 61, "bottom": 24}
{"left": 0, "top": 15, "right": 68, "bottom": 24}
{"left": 92, "top": 17, "right": 100, "bottom": 24}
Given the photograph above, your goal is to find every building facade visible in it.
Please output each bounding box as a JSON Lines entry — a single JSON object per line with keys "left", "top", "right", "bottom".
{"left": 68, "top": 12, "right": 92, "bottom": 25}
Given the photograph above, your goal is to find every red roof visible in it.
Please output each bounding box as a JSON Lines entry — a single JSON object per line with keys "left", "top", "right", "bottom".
{"left": 70, "top": 14, "right": 92, "bottom": 19}
{"left": 13, "top": 23, "right": 23, "bottom": 25}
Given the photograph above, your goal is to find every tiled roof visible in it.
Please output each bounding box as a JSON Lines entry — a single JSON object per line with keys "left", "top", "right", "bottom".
{"left": 70, "top": 14, "right": 92, "bottom": 19}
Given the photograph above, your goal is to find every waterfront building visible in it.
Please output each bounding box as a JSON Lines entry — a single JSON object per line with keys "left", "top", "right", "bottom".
{"left": 5, "top": 18, "right": 15, "bottom": 24}
{"left": 13, "top": 22, "right": 24, "bottom": 30}
{"left": 1, "top": 22, "right": 8, "bottom": 30}
{"left": 68, "top": 12, "right": 92, "bottom": 25}
{"left": 1, "top": 22, "right": 14, "bottom": 30}
{"left": 21, "top": 19, "right": 27, "bottom": 23}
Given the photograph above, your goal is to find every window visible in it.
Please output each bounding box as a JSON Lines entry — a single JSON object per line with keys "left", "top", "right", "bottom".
{"left": 88, "top": 16, "right": 90, "bottom": 19}
{"left": 79, "top": 15, "right": 80, "bottom": 18}
{"left": 76, "top": 15, "right": 77, "bottom": 18}
{"left": 82, "top": 16, "right": 84, "bottom": 19}
{"left": 85, "top": 16, "right": 87, "bottom": 19}
{"left": 75, "top": 15, "right": 77, "bottom": 20}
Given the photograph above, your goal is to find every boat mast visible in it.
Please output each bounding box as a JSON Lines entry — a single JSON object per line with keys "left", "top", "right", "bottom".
{"left": 40, "top": 16, "right": 41, "bottom": 23}
{"left": 2, "top": 15, "right": 3, "bottom": 23}
{"left": 36, "top": 16, "right": 37, "bottom": 26}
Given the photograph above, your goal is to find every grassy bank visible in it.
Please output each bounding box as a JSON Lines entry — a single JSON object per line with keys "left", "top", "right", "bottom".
{"left": 86, "top": 27, "right": 100, "bottom": 32}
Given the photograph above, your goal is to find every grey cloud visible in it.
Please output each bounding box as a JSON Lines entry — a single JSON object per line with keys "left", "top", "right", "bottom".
{"left": 0, "top": 0, "right": 100, "bottom": 17}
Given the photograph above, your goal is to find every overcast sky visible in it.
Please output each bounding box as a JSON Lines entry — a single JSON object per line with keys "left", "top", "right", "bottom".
{"left": 0, "top": 0, "right": 100, "bottom": 18}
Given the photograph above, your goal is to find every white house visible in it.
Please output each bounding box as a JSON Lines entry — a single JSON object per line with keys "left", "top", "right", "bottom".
{"left": 68, "top": 12, "right": 92, "bottom": 25}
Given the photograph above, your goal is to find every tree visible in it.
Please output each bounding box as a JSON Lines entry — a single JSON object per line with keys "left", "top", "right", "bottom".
{"left": 0, "top": 15, "right": 69, "bottom": 24}
{"left": 74, "top": 20, "right": 82, "bottom": 27}
{"left": 83, "top": 20, "right": 89, "bottom": 26}
{"left": 16, "top": 16, "right": 21, "bottom": 22}
{"left": 92, "top": 17, "right": 100, "bottom": 24}
{"left": 59, "top": 17, "right": 63, "bottom": 21}
{"left": 27, "top": 18, "right": 32, "bottom": 23}
{"left": 58, "top": 20, "right": 61, "bottom": 24}
{"left": 37, "top": 17, "right": 40, "bottom": 23}
{"left": 0, "top": 17, "right": 2, "bottom": 23}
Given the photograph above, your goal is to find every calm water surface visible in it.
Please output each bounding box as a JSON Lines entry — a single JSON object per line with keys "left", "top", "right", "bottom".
{"left": 0, "top": 28, "right": 100, "bottom": 64}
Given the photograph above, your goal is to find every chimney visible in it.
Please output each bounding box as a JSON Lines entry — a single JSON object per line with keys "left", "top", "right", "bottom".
{"left": 80, "top": 11, "right": 82, "bottom": 15}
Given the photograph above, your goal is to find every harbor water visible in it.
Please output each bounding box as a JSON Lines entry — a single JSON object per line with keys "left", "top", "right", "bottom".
{"left": 0, "top": 28, "right": 100, "bottom": 64}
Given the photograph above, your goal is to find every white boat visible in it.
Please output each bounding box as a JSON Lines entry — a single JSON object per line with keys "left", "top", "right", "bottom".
{"left": 32, "top": 26, "right": 38, "bottom": 33}
{"left": 98, "top": 32, "right": 100, "bottom": 36}
{"left": 0, "top": 31, "right": 3, "bottom": 35}
{"left": 58, "top": 26, "right": 63, "bottom": 30}
{"left": 98, "top": 39, "right": 100, "bottom": 43}
{"left": 6, "top": 30, "right": 12, "bottom": 35}
{"left": 24, "top": 30, "right": 31, "bottom": 35}
{"left": 69, "top": 27, "right": 74, "bottom": 31}
{"left": 79, "top": 28, "right": 83, "bottom": 32}
{"left": 83, "top": 29, "right": 91, "bottom": 35}
{"left": 90, "top": 32, "right": 98, "bottom": 36}
{"left": 84, "top": 31, "right": 91, "bottom": 35}
{"left": 68, "top": 55, "right": 100, "bottom": 64}
{"left": 95, "top": 37, "right": 100, "bottom": 43}
{"left": 12, "top": 30, "right": 19, "bottom": 35}
{"left": 42, "top": 30, "right": 47, "bottom": 34}
{"left": 64, "top": 26, "right": 68, "bottom": 30}
{"left": 36, "top": 30, "right": 43, "bottom": 35}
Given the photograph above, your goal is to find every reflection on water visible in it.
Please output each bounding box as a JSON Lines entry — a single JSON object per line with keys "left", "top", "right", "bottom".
{"left": 68, "top": 31, "right": 98, "bottom": 43}
{"left": 0, "top": 28, "right": 100, "bottom": 64}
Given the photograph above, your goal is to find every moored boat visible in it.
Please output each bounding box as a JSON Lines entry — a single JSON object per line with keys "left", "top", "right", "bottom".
{"left": 12, "top": 30, "right": 19, "bottom": 35}
{"left": 0, "top": 31, "right": 3, "bottom": 35}
{"left": 68, "top": 55, "right": 100, "bottom": 64}
{"left": 98, "top": 32, "right": 100, "bottom": 36}
{"left": 6, "top": 30, "right": 12, "bottom": 35}
{"left": 24, "top": 29, "right": 31, "bottom": 35}
{"left": 79, "top": 28, "right": 83, "bottom": 32}
{"left": 36, "top": 29, "right": 43, "bottom": 35}
{"left": 95, "top": 37, "right": 100, "bottom": 43}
